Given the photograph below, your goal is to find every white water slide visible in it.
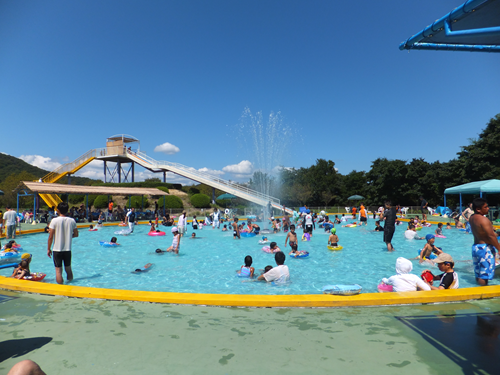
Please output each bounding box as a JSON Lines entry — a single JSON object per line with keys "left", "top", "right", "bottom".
{"left": 123, "top": 150, "right": 289, "bottom": 212}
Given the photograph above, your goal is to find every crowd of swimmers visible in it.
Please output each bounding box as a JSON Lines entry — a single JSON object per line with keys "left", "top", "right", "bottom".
{"left": 4, "top": 197, "right": 499, "bottom": 291}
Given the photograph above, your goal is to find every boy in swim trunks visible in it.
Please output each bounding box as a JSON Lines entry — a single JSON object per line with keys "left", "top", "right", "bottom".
{"left": 423, "top": 253, "right": 459, "bottom": 290}
{"left": 469, "top": 198, "right": 500, "bottom": 286}
{"left": 285, "top": 224, "right": 298, "bottom": 255}
{"left": 328, "top": 228, "right": 339, "bottom": 247}
{"left": 232, "top": 218, "right": 240, "bottom": 239}
{"left": 419, "top": 234, "right": 443, "bottom": 264}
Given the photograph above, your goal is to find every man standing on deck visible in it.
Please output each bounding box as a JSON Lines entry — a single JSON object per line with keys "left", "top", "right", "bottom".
{"left": 469, "top": 198, "right": 500, "bottom": 286}
{"left": 419, "top": 196, "right": 428, "bottom": 222}
{"left": 3, "top": 207, "right": 17, "bottom": 239}
{"left": 48, "top": 202, "right": 78, "bottom": 284}
{"left": 126, "top": 207, "right": 136, "bottom": 233}
{"left": 379, "top": 200, "right": 396, "bottom": 252}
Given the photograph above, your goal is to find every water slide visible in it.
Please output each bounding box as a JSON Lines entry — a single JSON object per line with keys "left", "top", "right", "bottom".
{"left": 38, "top": 147, "right": 291, "bottom": 213}
{"left": 37, "top": 149, "right": 97, "bottom": 207}
{"left": 126, "top": 150, "right": 287, "bottom": 210}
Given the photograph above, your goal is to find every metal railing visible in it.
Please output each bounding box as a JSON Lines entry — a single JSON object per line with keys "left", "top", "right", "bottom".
{"left": 42, "top": 148, "right": 106, "bottom": 183}
{"left": 129, "top": 150, "right": 280, "bottom": 206}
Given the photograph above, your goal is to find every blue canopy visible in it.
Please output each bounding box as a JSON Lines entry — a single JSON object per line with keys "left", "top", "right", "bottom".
{"left": 400, "top": 0, "right": 500, "bottom": 53}
{"left": 444, "top": 179, "right": 500, "bottom": 194}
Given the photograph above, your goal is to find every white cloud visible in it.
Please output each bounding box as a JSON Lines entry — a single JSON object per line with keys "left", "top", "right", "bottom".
{"left": 19, "top": 155, "right": 62, "bottom": 171}
{"left": 154, "top": 142, "right": 180, "bottom": 155}
{"left": 222, "top": 160, "right": 253, "bottom": 175}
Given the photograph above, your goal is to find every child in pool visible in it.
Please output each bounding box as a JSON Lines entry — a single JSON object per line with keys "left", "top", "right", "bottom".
{"left": 11, "top": 253, "right": 32, "bottom": 277}
{"left": 262, "top": 265, "right": 273, "bottom": 275}
{"left": 238, "top": 255, "right": 255, "bottom": 278}
{"left": 269, "top": 242, "right": 281, "bottom": 253}
{"left": 2, "top": 240, "right": 19, "bottom": 252}
{"left": 446, "top": 223, "right": 452, "bottom": 229}
{"left": 422, "top": 253, "right": 459, "bottom": 290}
{"left": 89, "top": 225, "right": 97, "bottom": 231}
{"left": 334, "top": 215, "right": 341, "bottom": 224}
{"left": 97, "top": 212, "right": 104, "bottom": 227}
{"left": 419, "top": 234, "right": 442, "bottom": 264}
{"left": 222, "top": 224, "right": 228, "bottom": 232}
{"left": 166, "top": 227, "right": 181, "bottom": 253}
{"left": 13, "top": 260, "right": 30, "bottom": 279}
{"left": 110, "top": 237, "right": 120, "bottom": 246}
{"left": 328, "top": 228, "right": 339, "bottom": 247}
{"left": 435, "top": 223, "right": 444, "bottom": 236}
{"left": 407, "top": 218, "right": 415, "bottom": 230}
{"left": 149, "top": 222, "right": 156, "bottom": 233}
{"left": 191, "top": 232, "right": 196, "bottom": 239}
{"left": 285, "top": 224, "right": 298, "bottom": 254}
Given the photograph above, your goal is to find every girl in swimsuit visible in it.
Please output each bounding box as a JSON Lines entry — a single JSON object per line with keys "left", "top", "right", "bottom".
{"left": 238, "top": 255, "right": 255, "bottom": 278}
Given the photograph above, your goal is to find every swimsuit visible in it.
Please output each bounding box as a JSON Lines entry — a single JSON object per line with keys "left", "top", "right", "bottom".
{"left": 472, "top": 243, "right": 495, "bottom": 280}
{"left": 239, "top": 267, "right": 251, "bottom": 277}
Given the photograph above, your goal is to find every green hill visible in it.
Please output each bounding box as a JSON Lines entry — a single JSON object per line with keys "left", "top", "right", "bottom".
{"left": 0, "top": 153, "right": 97, "bottom": 185}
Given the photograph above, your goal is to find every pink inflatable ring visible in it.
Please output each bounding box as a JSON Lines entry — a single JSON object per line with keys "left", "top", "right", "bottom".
{"left": 148, "top": 231, "right": 166, "bottom": 236}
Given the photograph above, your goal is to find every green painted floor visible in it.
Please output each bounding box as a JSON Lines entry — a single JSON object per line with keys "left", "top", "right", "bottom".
{"left": 0, "top": 292, "right": 498, "bottom": 374}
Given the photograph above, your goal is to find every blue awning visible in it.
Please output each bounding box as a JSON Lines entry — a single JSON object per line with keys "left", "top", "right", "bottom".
{"left": 400, "top": 0, "right": 500, "bottom": 53}
{"left": 444, "top": 179, "right": 500, "bottom": 194}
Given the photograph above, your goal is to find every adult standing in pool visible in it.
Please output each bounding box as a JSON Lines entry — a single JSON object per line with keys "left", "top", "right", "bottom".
{"left": 178, "top": 211, "right": 187, "bottom": 237}
{"left": 419, "top": 196, "right": 428, "bottom": 222}
{"left": 126, "top": 207, "right": 136, "bottom": 233}
{"left": 48, "top": 202, "right": 78, "bottom": 284}
{"left": 469, "top": 198, "right": 500, "bottom": 286}
{"left": 213, "top": 208, "right": 220, "bottom": 229}
{"left": 379, "top": 200, "right": 396, "bottom": 252}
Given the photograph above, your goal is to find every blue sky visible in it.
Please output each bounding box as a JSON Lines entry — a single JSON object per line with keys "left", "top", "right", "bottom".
{"left": 1, "top": 0, "right": 498, "bottom": 184}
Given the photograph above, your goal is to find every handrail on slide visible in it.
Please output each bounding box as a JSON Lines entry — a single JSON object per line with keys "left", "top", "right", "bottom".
{"left": 128, "top": 150, "right": 280, "bottom": 206}
{"left": 42, "top": 148, "right": 105, "bottom": 183}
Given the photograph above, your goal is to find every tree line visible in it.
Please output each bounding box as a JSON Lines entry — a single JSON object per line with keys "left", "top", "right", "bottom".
{"left": 249, "top": 113, "right": 500, "bottom": 208}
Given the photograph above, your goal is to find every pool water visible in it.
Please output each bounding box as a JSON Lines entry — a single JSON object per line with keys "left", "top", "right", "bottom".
{"left": 0, "top": 219, "right": 491, "bottom": 294}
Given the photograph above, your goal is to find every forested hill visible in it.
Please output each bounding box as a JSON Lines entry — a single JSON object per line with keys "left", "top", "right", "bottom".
{"left": 0, "top": 153, "right": 96, "bottom": 185}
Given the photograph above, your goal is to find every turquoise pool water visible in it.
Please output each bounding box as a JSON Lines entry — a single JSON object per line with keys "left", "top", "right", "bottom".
{"left": 0, "top": 219, "right": 490, "bottom": 294}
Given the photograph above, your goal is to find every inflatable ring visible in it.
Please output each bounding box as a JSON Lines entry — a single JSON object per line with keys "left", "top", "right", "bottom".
{"left": 225, "top": 209, "right": 230, "bottom": 215}
{"left": 377, "top": 283, "right": 393, "bottom": 292}
{"left": 322, "top": 284, "right": 362, "bottom": 296}
{"left": 435, "top": 235, "right": 446, "bottom": 238}
{"left": 148, "top": 231, "right": 166, "bottom": 236}
{"left": 327, "top": 245, "right": 343, "bottom": 251}
{"left": 0, "top": 251, "right": 21, "bottom": 259}
{"left": 417, "top": 249, "right": 437, "bottom": 260}
{"left": 24, "top": 272, "right": 46, "bottom": 282}
{"left": 99, "top": 241, "right": 118, "bottom": 247}
{"left": 89, "top": 229, "right": 98, "bottom": 232}
{"left": 118, "top": 223, "right": 127, "bottom": 227}
{"left": 290, "top": 251, "right": 309, "bottom": 258}
{"left": 241, "top": 232, "right": 256, "bottom": 238}
{"left": 345, "top": 224, "right": 357, "bottom": 228}
{"left": 415, "top": 227, "right": 422, "bottom": 231}
{"left": 261, "top": 246, "right": 273, "bottom": 253}
{"left": 258, "top": 240, "right": 269, "bottom": 245}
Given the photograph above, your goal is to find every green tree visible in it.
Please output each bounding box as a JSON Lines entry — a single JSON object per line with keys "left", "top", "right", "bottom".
{"left": 0, "top": 171, "right": 37, "bottom": 208}
{"left": 457, "top": 114, "right": 500, "bottom": 182}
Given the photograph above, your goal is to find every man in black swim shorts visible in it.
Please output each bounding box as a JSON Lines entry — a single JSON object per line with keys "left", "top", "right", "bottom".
{"left": 380, "top": 200, "right": 396, "bottom": 252}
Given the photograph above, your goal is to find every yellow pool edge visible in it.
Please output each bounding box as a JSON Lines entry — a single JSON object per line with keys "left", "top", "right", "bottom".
{"left": 1, "top": 276, "right": 500, "bottom": 308}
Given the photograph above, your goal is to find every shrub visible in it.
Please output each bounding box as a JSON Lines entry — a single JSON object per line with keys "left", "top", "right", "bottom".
{"left": 157, "top": 195, "right": 183, "bottom": 209}
{"left": 190, "top": 193, "right": 211, "bottom": 208}
{"left": 152, "top": 186, "right": 170, "bottom": 199}
{"left": 188, "top": 187, "right": 200, "bottom": 195}
{"left": 68, "top": 194, "right": 85, "bottom": 204}
{"left": 87, "top": 194, "right": 98, "bottom": 207}
{"left": 93, "top": 195, "right": 110, "bottom": 209}
{"left": 129, "top": 195, "right": 150, "bottom": 209}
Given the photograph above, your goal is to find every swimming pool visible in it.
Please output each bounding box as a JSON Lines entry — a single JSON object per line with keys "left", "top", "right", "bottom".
{"left": 0, "top": 219, "right": 491, "bottom": 295}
